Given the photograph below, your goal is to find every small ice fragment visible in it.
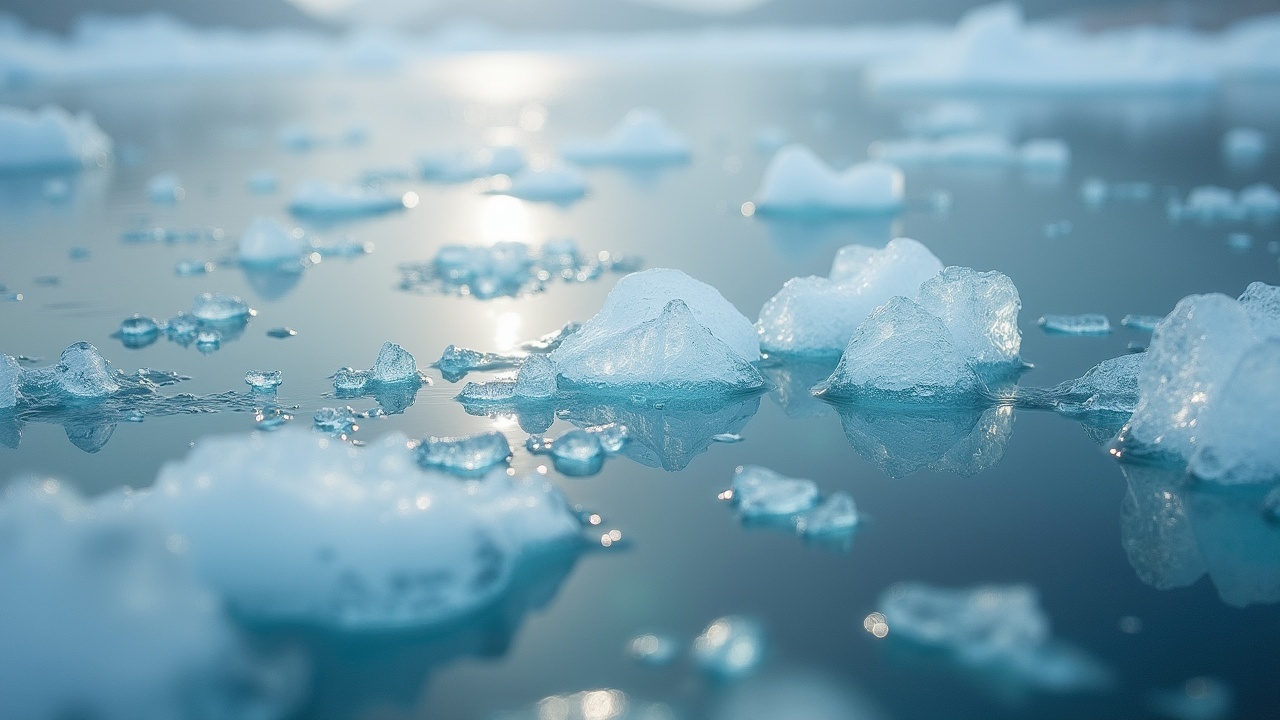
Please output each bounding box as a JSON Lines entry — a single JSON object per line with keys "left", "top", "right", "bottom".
{"left": 1080, "top": 177, "right": 1108, "bottom": 207}
{"left": 514, "top": 354, "right": 557, "bottom": 399}
{"left": 245, "top": 370, "right": 283, "bottom": 391}
{"left": 693, "top": 615, "right": 765, "bottom": 680}
{"left": 190, "top": 293, "right": 251, "bottom": 323}
{"left": 754, "top": 144, "right": 904, "bottom": 215}
{"left": 561, "top": 108, "right": 692, "bottom": 165}
{"left": 116, "top": 314, "right": 160, "bottom": 344}
{"left": 795, "top": 492, "right": 859, "bottom": 537}
{"left": 255, "top": 414, "right": 291, "bottom": 431}
{"left": 19, "top": 342, "right": 120, "bottom": 402}
{"left": 627, "top": 633, "right": 680, "bottom": 667}
{"left": 1121, "top": 314, "right": 1162, "bottom": 333}
{"left": 368, "top": 342, "right": 418, "bottom": 384}
{"left": 331, "top": 368, "right": 368, "bottom": 392}
{"left": 289, "top": 181, "right": 408, "bottom": 218}
{"left": 1175, "top": 186, "right": 1240, "bottom": 222}
{"left": 266, "top": 327, "right": 297, "bottom": 339}
{"left": 525, "top": 435, "right": 553, "bottom": 454}
{"left": 588, "top": 423, "right": 629, "bottom": 454}
{"left": 1226, "top": 233, "right": 1253, "bottom": 251}
{"left": 712, "top": 433, "right": 744, "bottom": 443}
{"left": 730, "top": 465, "right": 819, "bottom": 519}
{"left": 550, "top": 429, "right": 605, "bottom": 476}
{"left": 247, "top": 169, "right": 278, "bottom": 193}
{"left": 147, "top": 173, "right": 183, "bottom": 203}
{"left": 174, "top": 260, "right": 213, "bottom": 276}
{"left": 1222, "top": 127, "right": 1266, "bottom": 168}
{"left": 519, "top": 322, "right": 580, "bottom": 352}
{"left": 0, "top": 104, "right": 112, "bottom": 170}
{"left": 432, "top": 345, "right": 524, "bottom": 382}
{"left": 313, "top": 406, "right": 358, "bottom": 434}
{"left": 492, "top": 164, "right": 588, "bottom": 203}
{"left": 1038, "top": 314, "right": 1112, "bottom": 336}
{"left": 165, "top": 313, "right": 199, "bottom": 342}
{"left": 238, "top": 217, "right": 305, "bottom": 266}
{"left": 415, "top": 431, "right": 512, "bottom": 477}
{"left": 194, "top": 330, "right": 221, "bottom": 352}
{"left": 1149, "top": 677, "right": 1233, "bottom": 720}
{"left": 0, "top": 354, "right": 18, "bottom": 409}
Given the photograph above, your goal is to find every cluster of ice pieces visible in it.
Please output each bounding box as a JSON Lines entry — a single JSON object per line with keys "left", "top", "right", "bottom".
{"left": 331, "top": 343, "right": 424, "bottom": 413}
{"left": 526, "top": 424, "right": 629, "bottom": 476}
{"left": 728, "top": 465, "right": 859, "bottom": 541}
{"left": 0, "top": 479, "right": 296, "bottom": 720}
{"left": 0, "top": 104, "right": 112, "bottom": 171}
{"left": 398, "top": 240, "right": 639, "bottom": 300}
{"left": 1168, "top": 184, "right": 1280, "bottom": 223}
{"left": 757, "top": 238, "right": 944, "bottom": 355}
{"left": 288, "top": 181, "right": 412, "bottom": 218}
{"left": 489, "top": 164, "right": 588, "bottom": 204}
{"left": 1121, "top": 282, "right": 1280, "bottom": 484}
{"left": 113, "top": 293, "right": 254, "bottom": 352}
{"left": 561, "top": 108, "right": 692, "bottom": 165}
{"left": 871, "top": 135, "right": 1070, "bottom": 171}
{"left": 814, "top": 266, "right": 1024, "bottom": 405}
{"left": 132, "top": 429, "right": 584, "bottom": 630}
{"left": 419, "top": 145, "right": 525, "bottom": 183}
{"left": 874, "top": 582, "right": 1110, "bottom": 694}
{"left": 753, "top": 145, "right": 904, "bottom": 215}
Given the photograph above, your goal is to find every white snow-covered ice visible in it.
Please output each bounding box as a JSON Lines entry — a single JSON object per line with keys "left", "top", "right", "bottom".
{"left": 754, "top": 144, "right": 903, "bottom": 215}
{"left": 561, "top": 108, "right": 692, "bottom": 165}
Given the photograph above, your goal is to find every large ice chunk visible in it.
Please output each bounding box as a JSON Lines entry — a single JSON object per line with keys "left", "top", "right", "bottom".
{"left": 814, "top": 297, "right": 985, "bottom": 404}
{"left": 915, "top": 266, "right": 1023, "bottom": 372}
{"left": 136, "top": 429, "right": 583, "bottom": 629}
{"left": 0, "top": 354, "right": 18, "bottom": 409}
{"left": 553, "top": 299, "right": 765, "bottom": 395}
{"left": 289, "top": 180, "right": 408, "bottom": 218}
{"left": 0, "top": 480, "right": 293, "bottom": 720}
{"left": 561, "top": 108, "right": 692, "bottom": 165}
{"left": 238, "top": 217, "right": 306, "bottom": 266}
{"left": 757, "top": 237, "right": 943, "bottom": 355}
{"left": 514, "top": 354, "right": 557, "bottom": 399}
{"left": 875, "top": 582, "right": 1110, "bottom": 694}
{"left": 0, "top": 104, "right": 112, "bottom": 171}
{"left": 19, "top": 342, "right": 120, "bottom": 403}
{"left": 1189, "top": 340, "right": 1280, "bottom": 484}
{"left": 753, "top": 145, "right": 904, "bottom": 215}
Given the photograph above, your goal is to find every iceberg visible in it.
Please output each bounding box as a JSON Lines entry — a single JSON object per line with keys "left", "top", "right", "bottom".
{"left": 135, "top": 429, "right": 584, "bottom": 630}
{"left": 561, "top": 108, "right": 692, "bottom": 165}
{"left": 1222, "top": 128, "right": 1266, "bottom": 168}
{"left": 289, "top": 181, "right": 410, "bottom": 218}
{"left": 753, "top": 144, "right": 903, "bottom": 215}
{"left": 1122, "top": 314, "right": 1163, "bottom": 332}
{"left": 1120, "top": 283, "right": 1280, "bottom": 483}
{"left": 419, "top": 145, "right": 525, "bottom": 183}
{"left": 414, "top": 431, "right": 512, "bottom": 477}
{"left": 1038, "top": 313, "right": 1112, "bottom": 336}
{"left": 490, "top": 164, "right": 587, "bottom": 204}
{"left": 0, "top": 105, "right": 112, "bottom": 171}
{"left": 238, "top": 217, "right": 306, "bottom": 267}
{"left": 874, "top": 582, "right": 1110, "bottom": 694}
{"left": 0, "top": 479, "right": 296, "bottom": 720}
{"left": 756, "top": 237, "right": 943, "bottom": 355}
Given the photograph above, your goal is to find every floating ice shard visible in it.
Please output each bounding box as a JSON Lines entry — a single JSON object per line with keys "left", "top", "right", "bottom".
{"left": 1222, "top": 127, "right": 1266, "bottom": 168}
{"left": 491, "top": 164, "right": 587, "bottom": 203}
{"left": 693, "top": 616, "right": 765, "bottom": 680}
{"left": 1043, "top": 353, "right": 1143, "bottom": 418}
{"left": 1122, "top": 314, "right": 1163, "bottom": 332}
{"left": 191, "top": 292, "right": 252, "bottom": 323}
{"left": 1149, "top": 678, "right": 1234, "bottom": 720}
{"left": 0, "top": 480, "right": 296, "bottom": 720}
{"left": 514, "top": 354, "right": 557, "bottom": 399}
{"left": 754, "top": 144, "right": 903, "bottom": 215}
{"left": 332, "top": 343, "right": 423, "bottom": 413}
{"left": 0, "top": 104, "right": 112, "bottom": 170}
{"left": 1038, "top": 313, "right": 1112, "bottom": 336}
{"left": 796, "top": 493, "right": 859, "bottom": 537}
{"left": 313, "top": 406, "right": 359, "bottom": 434}
{"left": 245, "top": 370, "right": 283, "bottom": 392}
{"left": 815, "top": 297, "right": 985, "bottom": 404}
{"left": 1121, "top": 283, "right": 1280, "bottom": 482}
{"left": 133, "top": 429, "right": 583, "bottom": 629}
{"left": 20, "top": 342, "right": 120, "bottom": 403}
{"left": 520, "top": 322, "right": 581, "bottom": 352}
{"left": 836, "top": 403, "right": 1013, "bottom": 478}
{"left": 554, "top": 299, "right": 765, "bottom": 395}
{"left": 1171, "top": 183, "right": 1280, "bottom": 223}
{"left": 113, "top": 315, "right": 161, "bottom": 348}
{"left": 238, "top": 217, "right": 306, "bottom": 266}
{"left": 289, "top": 180, "right": 408, "bottom": 218}
{"left": 368, "top": 342, "right": 418, "bottom": 384}
{"left": 414, "top": 431, "right": 512, "bottom": 477}
{"left": 432, "top": 345, "right": 524, "bottom": 383}
{"left": 549, "top": 430, "right": 606, "bottom": 476}
{"left": 561, "top": 108, "right": 692, "bottom": 165}
{"left": 757, "top": 237, "right": 943, "bottom": 355}
{"left": 730, "top": 465, "right": 819, "bottom": 519}
{"left": 398, "top": 240, "right": 637, "bottom": 300}
{"left": 875, "top": 582, "right": 1110, "bottom": 695}
{"left": 419, "top": 145, "right": 525, "bottom": 183}
{"left": 267, "top": 327, "right": 297, "bottom": 339}
{"left": 0, "top": 354, "right": 18, "bottom": 409}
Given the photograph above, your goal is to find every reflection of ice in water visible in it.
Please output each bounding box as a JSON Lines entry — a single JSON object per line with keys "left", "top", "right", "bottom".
{"left": 1119, "top": 463, "right": 1280, "bottom": 608}
{"left": 835, "top": 403, "right": 1014, "bottom": 479}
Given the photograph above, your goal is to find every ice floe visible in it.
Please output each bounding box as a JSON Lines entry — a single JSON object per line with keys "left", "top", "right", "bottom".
{"left": 726, "top": 465, "right": 859, "bottom": 544}
{"left": 1119, "top": 283, "right": 1280, "bottom": 483}
{"left": 561, "top": 108, "right": 692, "bottom": 166}
{"left": 0, "top": 104, "right": 111, "bottom": 171}
{"left": 756, "top": 237, "right": 943, "bottom": 355}
{"left": 414, "top": 431, "right": 512, "bottom": 477}
{"left": 288, "top": 180, "right": 412, "bottom": 219}
{"left": 398, "top": 240, "right": 638, "bottom": 300}
{"left": 526, "top": 424, "right": 629, "bottom": 477}
{"left": 753, "top": 145, "right": 903, "bottom": 216}
{"left": 133, "top": 429, "right": 584, "bottom": 630}
{"left": 873, "top": 582, "right": 1110, "bottom": 695}
{"left": 489, "top": 164, "right": 588, "bottom": 204}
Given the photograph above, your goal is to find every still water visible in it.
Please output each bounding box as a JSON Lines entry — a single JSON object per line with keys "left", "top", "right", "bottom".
{"left": 1, "top": 56, "right": 1279, "bottom": 719}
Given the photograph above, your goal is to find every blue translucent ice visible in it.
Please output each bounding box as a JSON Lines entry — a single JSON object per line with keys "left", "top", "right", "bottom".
{"left": 491, "top": 164, "right": 587, "bottom": 204}
{"left": 191, "top": 293, "right": 252, "bottom": 323}
{"left": 730, "top": 465, "right": 819, "bottom": 519}
{"left": 414, "top": 431, "right": 512, "bottom": 477}
{"left": 549, "top": 429, "right": 606, "bottom": 476}
{"left": 432, "top": 345, "right": 524, "bottom": 382}
{"left": 0, "top": 354, "right": 18, "bottom": 409}
{"left": 20, "top": 342, "right": 120, "bottom": 403}
{"left": 244, "top": 370, "right": 283, "bottom": 392}
{"left": 514, "top": 354, "right": 557, "bottom": 399}
{"left": 1038, "top": 313, "right": 1112, "bottom": 336}
{"left": 1121, "top": 314, "right": 1163, "bottom": 332}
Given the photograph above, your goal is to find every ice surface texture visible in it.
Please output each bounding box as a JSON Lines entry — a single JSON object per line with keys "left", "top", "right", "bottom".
{"left": 754, "top": 144, "right": 903, "bottom": 215}
{"left": 289, "top": 181, "right": 407, "bottom": 218}
{"left": 0, "top": 354, "right": 19, "bottom": 409}
{"left": 137, "top": 429, "right": 583, "bottom": 630}
{"left": 0, "top": 104, "right": 112, "bottom": 171}
{"left": 238, "top": 217, "right": 306, "bottom": 266}
{"left": 0, "top": 480, "right": 294, "bottom": 720}
{"left": 877, "top": 582, "right": 1110, "bottom": 694}
{"left": 334, "top": 342, "right": 419, "bottom": 389}
{"left": 756, "top": 237, "right": 943, "bottom": 355}
{"left": 1045, "top": 353, "right": 1144, "bottom": 419}
{"left": 550, "top": 268, "right": 764, "bottom": 395}
{"left": 1123, "top": 283, "right": 1280, "bottom": 483}
{"left": 561, "top": 108, "right": 692, "bottom": 165}
{"left": 18, "top": 342, "right": 120, "bottom": 404}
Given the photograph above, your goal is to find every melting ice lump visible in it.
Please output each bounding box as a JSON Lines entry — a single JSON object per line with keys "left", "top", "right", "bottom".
{"left": 191, "top": 292, "right": 252, "bottom": 323}
{"left": 332, "top": 342, "right": 419, "bottom": 392}
{"left": 414, "top": 431, "right": 512, "bottom": 477}
{"left": 550, "top": 268, "right": 764, "bottom": 394}
{"left": 1123, "top": 283, "right": 1280, "bottom": 483}
{"left": 914, "top": 266, "right": 1023, "bottom": 371}
{"left": 1222, "top": 127, "right": 1266, "bottom": 168}
{"left": 753, "top": 145, "right": 904, "bottom": 215}
{"left": 757, "top": 238, "right": 943, "bottom": 355}
{"left": 0, "top": 104, "right": 112, "bottom": 171}
{"left": 0, "top": 480, "right": 293, "bottom": 720}
{"left": 19, "top": 342, "right": 120, "bottom": 403}
{"left": 135, "top": 429, "right": 583, "bottom": 630}
{"left": 1038, "top": 313, "right": 1112, "bottom": 336}
{"left": 1170, "top": 183, "right": 1280, "bottom": 222}
{"left": 288, "top": 180, "right": 409, "bottom": 218}
{"left": 514, "top": 354, "right": 557, "bottom": 399}
{"left": 238, "top": 217, "right": 306, "bottom": 266}
{"left": 561, "top": 108, "right": 692, "bottom": 165}
{"left": 875, "top": 582, "right": 1110, "bottom": 694}
{"left": 730, "top": 465, "right": 819, "bottom": 519}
